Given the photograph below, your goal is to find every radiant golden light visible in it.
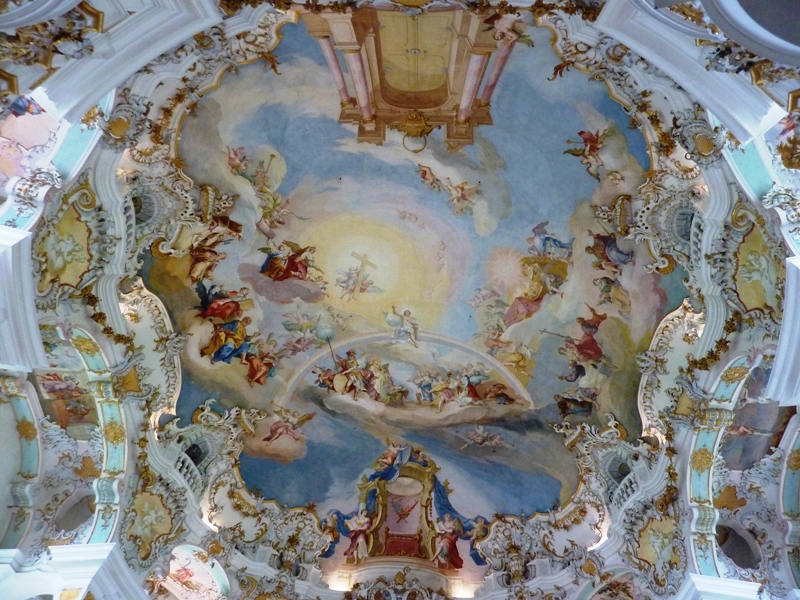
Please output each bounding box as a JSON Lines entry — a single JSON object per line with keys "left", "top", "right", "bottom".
{"left": 484, "top": 247, "right": 527, "bottom": 297}
{"left": 302, "top": 214, "right": 450, "bottom": 328}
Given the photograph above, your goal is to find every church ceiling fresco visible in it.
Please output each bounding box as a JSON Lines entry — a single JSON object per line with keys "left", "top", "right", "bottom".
{"left": 134, "top": 7, "right": 689, "bottom": 579}
{"left": 8, "top": 1, "right": 800, "bottom": 598}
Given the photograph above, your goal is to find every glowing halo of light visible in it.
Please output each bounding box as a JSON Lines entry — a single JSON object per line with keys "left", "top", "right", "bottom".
{"left": 485, "top": 247, "right": 528, "bottom": 296}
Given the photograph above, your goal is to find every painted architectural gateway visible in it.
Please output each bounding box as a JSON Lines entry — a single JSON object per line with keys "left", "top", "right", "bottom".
{"left": 2, "top": 0, "right": 800, "bottom": 599}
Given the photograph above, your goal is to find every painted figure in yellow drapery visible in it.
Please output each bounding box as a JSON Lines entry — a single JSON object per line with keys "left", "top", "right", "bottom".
{"left": 200, "top": 316, "right": 257, "bottom": 364}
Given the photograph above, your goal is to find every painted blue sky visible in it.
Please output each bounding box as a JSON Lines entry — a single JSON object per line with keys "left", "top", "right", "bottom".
{"left": 167, "top": 13, "right": 686, "bottom": 523}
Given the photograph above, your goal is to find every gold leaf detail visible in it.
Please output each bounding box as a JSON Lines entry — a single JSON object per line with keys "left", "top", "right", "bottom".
{"left": 106, "top": 116, "right": 131, "bottom": 140}
{"left": 787, "top": 449, "right": 800, "bottom": 471}
{"left": 74, "top": 456, "right": 101, "bottom": 479}
{"left": 720, "top": 365, "right": 749, "bottom": 384}
{"left": 16, "top": 418, "right": 37, "bottom": 441}
{"left": 103, "top": 421, "right": 126, "bottom": 446}
{"left": 690, "top": 447, "right": 714, "bottom": 473}
{"left": 72, "top": 336, "right": 101, "bottom": 355}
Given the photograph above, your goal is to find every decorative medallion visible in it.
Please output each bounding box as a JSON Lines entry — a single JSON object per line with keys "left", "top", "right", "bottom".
{"left": 103, "top": 421, "right": 126, "bottom": 446}
{"left": 720, "top": 365, "right": 749, "bottom": 385}
{"left": 787, "top": 449, "right": 800, "bottom": 472}
{"left": 16, "top": 418, "right": 37, "bottom": 441}
{"left": 72, "top": 335, "right": 102, "bottom": 356}
{"left": 126, "top": 491, "right": 174, "bottom": 561}
{"left": 690, "top": 447, "right": 714, "bottom": 473}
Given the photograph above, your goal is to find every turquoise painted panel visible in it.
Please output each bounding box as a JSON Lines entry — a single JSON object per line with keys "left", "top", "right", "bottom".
{"left": 784, "top": 438, "right": 800, "bottom": 518}
{"left": 714, "top": 358, "right": 749, "bottom": 402}
{"left": 10, "top": 396, "right": 38, "bottom": 478}
{"left": 52, "top": 91, "right": 114, "bottom": 179}
{"left": 727, "top": 141, "right": 773, "bottom": 201}
{"left": 784, "top": 466, "right": 800, "bottom": 516}
{"left": 695, "top": 541, "right": 719, "bottom": 577}
{"left": 690, "top": 430, "right": 719, "bottom": 502}
{"left": 72, "top": 329, "right": 108, "bottom": 374}
{"left": 1, "top": 396, "right": 39, "bottom": 549}
{"left": 99, "top": 401, "right": 125, "bottom": 471}
{"left": 88, "top": 505, "right": 119, "bottom": 544}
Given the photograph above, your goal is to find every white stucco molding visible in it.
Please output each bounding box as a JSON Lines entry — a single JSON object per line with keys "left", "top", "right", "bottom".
{"left": 674, "top": 574, "right": 762, "bottom": 600}
{"left": 32, "top": 0, "right": 222, "bottom": 123}
{"left": 701, "top": 0, "right": 800, "bottom": 68}
{"left": 86, "top": 542, "right": 149, "bottom": 600}
{"left": 632, "top": 0, "right": 721, "bottom": 40}
{"left": 766, "top": 256, "right": 800, "bottom": 406}
{"left": 0, "top": 226, "right": 47, "bottom": 372}
{"left": 0, "top": 543, "right": 144, "bottom": 600}
{"left": 596, "top": 0, "right": 786, "bottom": 144}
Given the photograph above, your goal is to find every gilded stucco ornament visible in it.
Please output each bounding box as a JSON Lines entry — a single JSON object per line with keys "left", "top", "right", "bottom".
{"left": 689, "top": 448, "right": 713, "bottom": 473}
{"left": 236, "top": 569, "right": 299, "bottom": 600}
{"left": 671, "top": 106, "right": 729, "bottom": 166}
{"left": 719, "top": 365, "right": 749, "bottom": 385}
{"left": 3, "top": 163, "right": 62, "bottom": 229}
{"left": 713, "top": 450, "right": 792, "bottom": 598}
{"left": 15, "top": 417, "right": 37, "bottom": 441}
{"left": 35, "top": 1, "right": 793, "bottom": 598}
{"left": 102, "top": 421, "right": 126, "bottom": 445}
{"left": 120, "top": 455, "right": 189, "bottom": 568}
{"left": 32, "top": 173, "right": 127, "bottom": 310}
{"left": 626, "top": 172, "right": 700, "bottom": 275}
{"left": 118, "top": 277, "right": 182, "bottom": 412}
{"left": 16, "top": 416, "right": 104, "bottom": 565}
{"left": 0, "top": 7, "right": 96, "bottom": 68}
{"left": 667, "top": 1, "right": 720, "bottom": 35}
{"left": 700, "top": 38, "right": 800, "bottom": 102}
{"left": 345, "top": 570, "right": 451, "bottom": 600}
{"left": 787, "top": 449, "right": 800, "bottom": 472}
{"left": 763, "top": 185, "right": 800, "bottom": 224}
{"left": 85, "top": 88, "right": 153, "bottom": 150}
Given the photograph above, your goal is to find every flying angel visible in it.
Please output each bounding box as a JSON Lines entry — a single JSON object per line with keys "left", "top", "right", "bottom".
{"left": 444, "top": 178, "right": 481, "bottom": 216}
{"left": 564, "top": 130, "right": 607, "bottom": 180}
{"left": 281, "top": 310, "right": 317, "bottom": 335}
{"left": 226, "top": 146, "right": 249, "bottom": 173}
{"left": 457, "top": 425, "right": 512, "bottom": 451}
{"left": 416, "top": 164, "right": 442, "bottom": 192}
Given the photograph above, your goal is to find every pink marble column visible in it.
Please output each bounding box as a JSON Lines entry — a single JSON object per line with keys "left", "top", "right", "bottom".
{"left": 316, "top": 37, "right": 351, "bottom": 105}
{"left": 343, "top": 50, "right": 374, "bottom": 121}
{"left": 480, "top": 41, "right": 515, "bottom": 106}
{"left": 457, "top": 52, "right": 491, "bottom": 123}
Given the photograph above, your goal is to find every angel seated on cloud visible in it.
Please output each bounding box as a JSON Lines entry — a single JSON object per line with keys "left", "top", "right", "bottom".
{"left": 484, "top": 13, "right": 533, "bottom": 47}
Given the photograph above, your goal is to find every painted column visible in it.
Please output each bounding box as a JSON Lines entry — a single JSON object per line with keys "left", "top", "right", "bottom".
{"left": 457, "top": 52, "right": 491, "bottom": 123}
{"left": 480, "top": 41, "right": 515, "bottom": 106}
{"left": 315, "top": 36, "right": 351, "bottom": 105}
{"left": 343, "top": 50, "right": 374, "bottom": 121}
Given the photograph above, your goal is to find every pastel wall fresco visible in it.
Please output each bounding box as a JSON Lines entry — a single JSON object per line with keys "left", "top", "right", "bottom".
{"left": 141, "top": 11, "right": 688, "bottom": 578}
{"left": 720, "top": 357, "right": 795, "bottom": 471}
{"left": 32, "top": 369, "right": 97, "bottom": 439}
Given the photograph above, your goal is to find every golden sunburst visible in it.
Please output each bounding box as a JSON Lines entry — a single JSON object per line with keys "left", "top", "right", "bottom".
{"left": 485, "top": 247, "right": 527, "bottom": 296}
